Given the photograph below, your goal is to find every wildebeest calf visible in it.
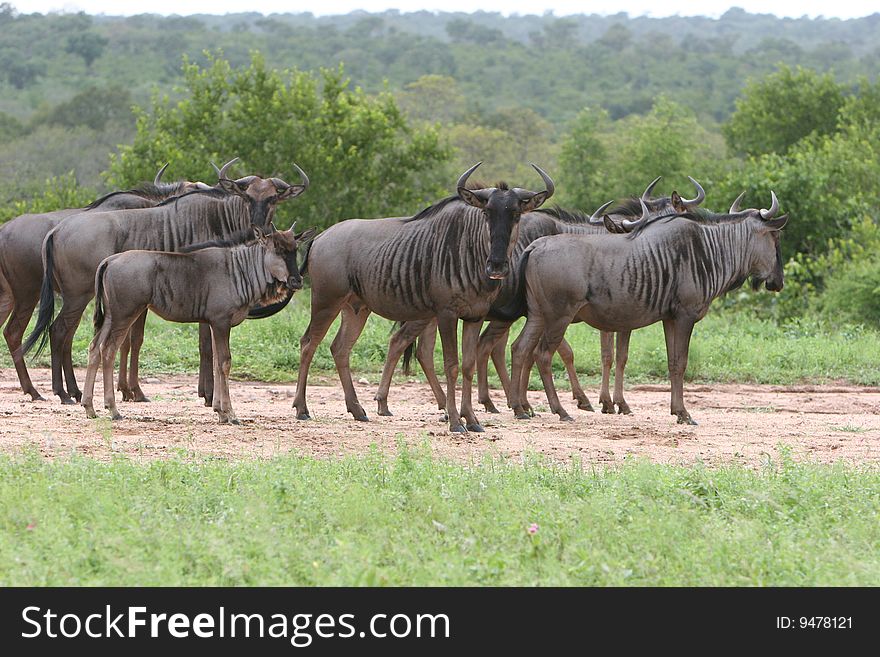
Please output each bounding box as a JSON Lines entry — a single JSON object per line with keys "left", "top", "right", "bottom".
{"left": 82, "top": 225, "right": 312, "bottom": 424}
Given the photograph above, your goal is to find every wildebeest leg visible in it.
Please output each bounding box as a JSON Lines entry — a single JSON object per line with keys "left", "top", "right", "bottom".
{"left": 197, "top": 322, "right": 214, "bottom": 406}
{"left": 49, "top": 296, "right": 89, "bottom": 404}
{"left": 117, "top": 331, "right": 133, "bottom": 401}
{"left": 82, "top": 311, "right": 113, "bottom": 419}
{"left": 375, "top": 318, "right": 431, "bottom": 416}
{"left": 459, "top": 320, "right": 484, "bottom": 432}
{"left": 598, "top": 331, "right": 614, "bottom": 413}
{"left": 3, "top": 292, "right": 45, "bottom": 401}
{"left": 509, "top": 314, "right": 545, "bottom": 420}
{"left": 100, "top": 323, "right": 131, "bottom": 421}
{"left": 414, "top": 321, "right": 446, "bottom": 413}
{"left": 331, "top": 303, "right": 371, "bottom": 422}
{"left": 125, "top": 310, "right": 149, "bottom": 402}
{"left": 558, "top": 337, "right": 593, "bottom": 412}
{"left": 476, "top": 321, "right": 510, "bottom": 414}
{"left": 209, "top": 322, "right": 238, "bottom": 425}
{"left": 663, "top": 318, "right": 697, "bottom": 425}
{"left": 533, "top": 319, "right": 576, "bottom": 422}
{"left": 613, "top": 330, "right": 632, "bottom": 415}
{"left": 436, "top": 313, "right": 465, "bottom": 433}
{"left": 293, "top": 299, "right": 345, "bottom": 421}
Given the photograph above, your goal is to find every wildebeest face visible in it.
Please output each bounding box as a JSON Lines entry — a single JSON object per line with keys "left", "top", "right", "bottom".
{"left": 750, "top": 214, "right": 788, "bottom": 292}
{"left": 457, "top": 162, "right": 554, "bottom": 280}
{"left": 215, "top": 159, "right": 309, "bottom": 230}
{"left": 255, "top": 224, "right": 316, "bottom": 290}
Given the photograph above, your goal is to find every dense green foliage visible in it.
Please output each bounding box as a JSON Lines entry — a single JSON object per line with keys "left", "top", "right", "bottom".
{"left": 1, "top": 448, "right": 878, "bottom": 585}
{"left": 107, "top": 53, "right": 451, "bottom": 229}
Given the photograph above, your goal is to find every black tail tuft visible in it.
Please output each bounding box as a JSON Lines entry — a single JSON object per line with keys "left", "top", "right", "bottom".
{"left": 22, "top": 230, "right": 57, "bottom": 357}
{"left": 402, "top": 339, "right": 416, "bottom": 376}
{"left": 93, "top": 260, "right": 109, "bottom": 334}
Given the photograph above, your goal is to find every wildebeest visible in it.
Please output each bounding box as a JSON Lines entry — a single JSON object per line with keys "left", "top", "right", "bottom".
{"left": 82, "top": 225, "right": 311, "bottom": 424}
{"left": 294, "top": 162, "right": 554, "bottom": 433}
{"left": 0, "top": 165, "right": 208, "bottom": 401}
{"left": 372, "top": 176, "right": 707, "bottom": 418}
{"left": 23, "top": 159, "right": 309, "bottom": 405}
{"left": 508, "top": 193, "right": 787, "bottom": 425}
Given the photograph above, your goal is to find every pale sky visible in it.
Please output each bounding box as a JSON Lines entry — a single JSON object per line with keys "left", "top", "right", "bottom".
{"left": 8, "top": 1, "right": 878, "bottom": 20}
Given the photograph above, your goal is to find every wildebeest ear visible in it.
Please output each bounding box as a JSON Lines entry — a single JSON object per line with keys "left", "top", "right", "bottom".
{"left": 253, "top": 225, "right": 266, "bottom": 241}
{"left": 278, "top": 184, "right": 307, "bottom": 200}
{"left": 519, "top": 190, "right": 549, "bottom": 214}
{"left": 294, "top": 227, "right": 318, "bottom": 243}
{"left": 458, "top": 187, "right": 488, "bottom": 210}
{"left": 760, "top": 214, "right": 788, "bottom": 232}
{"left": 603, "top": 215, "right": 626, "bottom": 233}
{"left": 671, "top": 191, "right": 686, "bottom": 213}
{"left": 218, "top": 177, "right": 248, "bottom": 196}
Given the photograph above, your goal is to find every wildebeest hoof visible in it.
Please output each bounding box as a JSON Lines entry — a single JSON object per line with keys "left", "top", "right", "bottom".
{"left": 230, "top": 418, "right": 241, "bottom": 426}
{"left": 84, "top": 407, "right": 96, "bottom": 419}
{"left": 60, "top": 397, "right": 76, "bottom": 406}
{"left": 515, "top": 412, "right": 531, "bottom": 420}
{"left": 132, "top": 392, "right": 150, "bottom": 403}
{"left": 560, "top": 414, "right": 574, "bottom": 422}
{"left": 377, "top": 409, "right": 393, "bottom": 417}
{"left": 466, "top": 423, "right": 485, "bottom": 433}
{"left": 617, "top": 403, "right": 633, "bottom": 415}
{"left": 296, "top": 412, "right": 311, "bottom": 421}
{"left": 482, "top": 400, "right": 500, "bottom": 414}
{"left": 203, "top": 398, "right": 213, "bottom": 407}
{"left": 29, "top": 392, "right": 46, "bottom": 402}
{"left": 577, "top": 399, "right": 595, "bottom": 412}
{"left": 73, "top": 392, "right": 83, "bottom": 403}
{"left": 675, "top": 413, "right": 697, "bottom": 425}
{"left": 110, "top": 411, "right": 123, "bottom": 421}
{"left": 600, "top": 400, "right": 614, "bottom": 414}
{"left": 450, "top": 424, "right": 468, "bottom": 433}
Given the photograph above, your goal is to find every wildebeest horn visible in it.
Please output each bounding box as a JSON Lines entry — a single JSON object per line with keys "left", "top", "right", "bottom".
{"left": 211, "top": 157, "right": 240, "bottom": 181}
{"left": 588, "top": 200, "right": 614, "bottom": 225}
{"left": 530, "top": 163, "right": 555, "bottom": 200}
{"left": 679, "top": 176, "right": 705, "bottom": 207}
{"left": 760, "top": 191, "right": 779, "bottom": 219}
{"left": 292, "top": 162, "right": 309, "bottom": 190}
{"left": 622, "top": 198, "right": 651, "bottom": 229}
{"left": 729, "top": 191, "right": 746, "bottom": 214}
{"left": 457, "top": 162, "right": 482, "bottom": 191}
{"left": 154, "top": 162, "right": 169, "bottom": 185}
{"left": 641, "top": 176, "right": 662, "bottom": 200}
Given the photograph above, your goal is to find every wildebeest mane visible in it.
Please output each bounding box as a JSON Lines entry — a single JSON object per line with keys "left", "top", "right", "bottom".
{"left": 155, "top": 187, "right": 231, "bottom": 208}
{"left": 626, "top": 209, "right": 754, "bottom": 239}
{"left": 84, "top": 181, "right": 194, "bottom": 210}
{"left": 177, "top": 228, "right": 255, "bottom": 252}
{"left": 539, "top": 205, "right": 592, "bottom": 224}
{"left": 400, "top": 180, "right": 510, "bottom": 224}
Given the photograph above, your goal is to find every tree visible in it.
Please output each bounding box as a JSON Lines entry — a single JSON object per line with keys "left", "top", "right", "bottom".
{"left": 65, "top": 30, "right": 109, "bottom": 68}
{"left": 556, "top": 107, "right": 609, "bottom": 210}
{"left": 722, "top": 65, "right": 845, "bottom": 157}
{"left": 107, "top": 53, "right": 452, "bottom": 229}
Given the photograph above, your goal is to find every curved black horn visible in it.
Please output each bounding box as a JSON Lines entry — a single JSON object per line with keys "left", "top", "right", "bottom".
{"left": 211, "top": 157, "right": 240, "bottom": 181}
{"left": 679, "top": 176, "right": 705, "bottom": 207}
{"left": 759, "top": 191, "right": 779, "bottom": 220}
{"left": 729, "top": 191, "right": 746, "bottom": 214}
{"left": 641, "top": 176, "right": 662, "bottom": 201}
{"left": 530, "top": 163, "right": 555, "bottom": 200}
{"left": 154, "top": 162, "right": 169, "bottom": 186}
{"left": 457, "top": 162, "right": 482, "bottom": 190}
{"left": 588, "top": 200, "right": 614, "bottom": 225}
{"left": 622, "top": 198, "right": 651, "bottom": 229}
{"left": 292, "top": 162, "right": 309, "bottom": 190}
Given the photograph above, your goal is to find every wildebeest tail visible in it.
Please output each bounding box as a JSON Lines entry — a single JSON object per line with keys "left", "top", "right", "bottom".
{"left": 490, "top": 250, "right": 531, "bottom": 321}
{"left": 22, "top": 230, "right": 57, "bottom": 356}
{"left": 402, "top": 340, "right": 416, "bottom": 376}
{"left": 93, "top": 259, "right": 110, "bottom": 334}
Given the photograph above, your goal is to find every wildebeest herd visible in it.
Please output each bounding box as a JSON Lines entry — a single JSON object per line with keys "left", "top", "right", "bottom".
{"left": 0, "top": 159, "right": 787, "bottom": 432}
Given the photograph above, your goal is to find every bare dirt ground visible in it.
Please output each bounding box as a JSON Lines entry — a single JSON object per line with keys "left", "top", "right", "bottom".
{"left": 1, "top": 367, "right": 878, "bottom": 466}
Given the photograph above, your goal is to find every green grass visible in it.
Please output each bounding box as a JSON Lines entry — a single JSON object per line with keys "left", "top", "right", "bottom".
{"left": 1, "top": 445, "right": 878, "bottom": 586}
{"left": 6, "top": 290, "right": 880, "bottom": 387}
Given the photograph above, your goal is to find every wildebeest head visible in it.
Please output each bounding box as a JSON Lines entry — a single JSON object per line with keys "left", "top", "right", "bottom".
{"left": 214, "top": 157, "right": 309, "bottom": 228}
{"left": 254, "top": 222, "right": 317, "bottom": 291}
{"left": 153, "top": 161, "right": 213, "bottom": 194}
{"left": 457, "top": 162, "right": 554, "bottom": 280}
{"left": 590, "top": 176, "right": 706, "bottom": 233}
{"left": 743, "top": 191, "right": 788, "bottom": 292}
